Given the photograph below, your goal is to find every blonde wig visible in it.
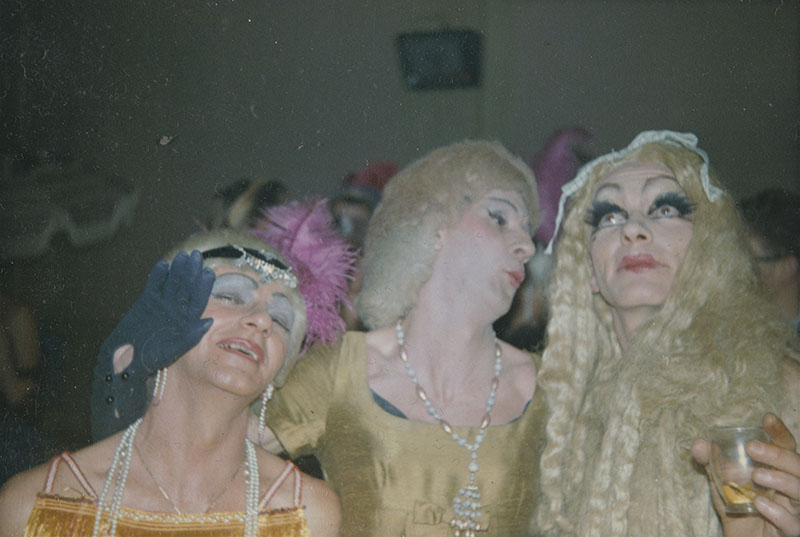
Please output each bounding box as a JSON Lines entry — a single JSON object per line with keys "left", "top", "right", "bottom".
{"left": 357, "top": 140, "right": 539, "bottom": 329}
{"left": 165, "top": 229, "right": 307, "bottom": 387}
{"left": 535, "top": 131, "right": 796, "bottom": 536}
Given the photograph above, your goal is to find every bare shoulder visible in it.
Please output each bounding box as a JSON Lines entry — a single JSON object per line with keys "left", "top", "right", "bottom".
{"left": 64, "top": 433, "right": 120, "bottom": 490}
{"left": 300, "top": 471, "right": 341, "bottom": 537}
{"left": 255, "top": 450, "right": 340, "bottom": 536}
{"left": 779, "top": 355, "right": 800, "bottom": 439}
{"left": 0, "top": 457, "right": 54, "bottom": 537}
{"left": 0, "top": 432, "right": 119, "bottom": 537}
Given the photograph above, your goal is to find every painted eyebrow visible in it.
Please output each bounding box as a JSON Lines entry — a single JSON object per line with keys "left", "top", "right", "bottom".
{"left": 214, "top": 272, "right": 259, "bottom": 288}
{"left": 642, "top": 175, "right": 681, "bottom": 190}
{"left": 488, "top": 196, "right": 520, "bottom": 213}
{"left": 592, "top": 183, "right": 621, "bottom": 197}
{"left": 271, "top": 293, "right": 291, "bottom": 304}
{"left": 593, "top": 174, "right": 679, "bottom": 197}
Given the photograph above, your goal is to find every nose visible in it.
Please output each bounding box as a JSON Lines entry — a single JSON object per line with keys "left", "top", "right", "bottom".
{"left": 620, "top": 214, "right": 652, "bottom": 244}
{"left": 241, "top": 305, "right": 273, "bottom": 334}
{"left": 511, "top": 231, "right": 536, "bottom": 263}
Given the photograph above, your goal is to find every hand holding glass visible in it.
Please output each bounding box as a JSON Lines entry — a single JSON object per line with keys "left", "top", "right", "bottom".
{"left": 709, "top": 426, "right": 775, "bottom": 514}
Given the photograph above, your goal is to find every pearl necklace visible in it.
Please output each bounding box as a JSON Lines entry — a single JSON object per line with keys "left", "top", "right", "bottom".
{"left": 395, "top": 320, "right": 502, "bottom": 537}
{"left": 92, "top": 418, "right": 261, "bottom": 537}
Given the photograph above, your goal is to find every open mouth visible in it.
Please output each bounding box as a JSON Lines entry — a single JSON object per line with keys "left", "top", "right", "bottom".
{"left": 218, "top": 342, "right": 260, "bottom": 363}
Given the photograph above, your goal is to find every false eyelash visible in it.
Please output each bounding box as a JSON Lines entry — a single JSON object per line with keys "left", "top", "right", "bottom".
{"left": 488, "top": 210, "right": 507, "bottom": 226}
{"left": 652, "top": 192, "right": 695, "bottom": 216}
{"left": 585, "top": 200, "right": 624, "bottom": 228}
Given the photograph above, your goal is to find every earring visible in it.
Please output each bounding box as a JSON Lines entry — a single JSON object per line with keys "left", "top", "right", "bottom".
{"left": 152, "top": 368, "right": 167, "bottom": 406}
{"left": 258, "top": 384, "right": 274, "bottom": 444}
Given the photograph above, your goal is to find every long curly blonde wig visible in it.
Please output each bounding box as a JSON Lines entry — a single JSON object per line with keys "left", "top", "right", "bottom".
{"left": 534, "top": 132, "right": 796, "bottom": 536}
{"left": 357, "top": 140, "right": 539, "bottom": 329}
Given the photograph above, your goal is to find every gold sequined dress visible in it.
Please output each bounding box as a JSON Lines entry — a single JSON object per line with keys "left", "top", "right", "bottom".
{"left": 24, "top": 452, "right": 311, "bottom": 536}
{"left": 267, "top": 332, "right": 546, "bottom": 536}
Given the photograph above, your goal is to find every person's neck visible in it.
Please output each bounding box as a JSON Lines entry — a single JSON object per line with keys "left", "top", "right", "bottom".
{"left": 137, "top": 380, "right": 252, "bottom": 468}
{"left": 132, "top": 408, "right": 251, "bottom": 514}
{"left": 400, "top": 305, "right": 499, "bottom": 396}
{"left": 610, "top": 306, "right": 661, "bottom": 350}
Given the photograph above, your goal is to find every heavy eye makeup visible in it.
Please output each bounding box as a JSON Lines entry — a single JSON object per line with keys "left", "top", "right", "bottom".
{"left": 647, "top": 191, "right": 695, "bottom": 219}
{"left": 488, "top": 208, "right": 508, "bottom": 226}
{"left": 586, "top": 191, "right": 694, "bottom": 230}
{"left": 586, "top": 200, "right": 626, "bottom": 229}
{"left": 212, "top": 274, "right": 294, "bottom": 331}
{"left": 267, "top": 295, "right": 294, "bottom": 332}
{"left": 210, "top": 273, "right": 258, "bottom": 305}
{"left": 485, "top": 197, "right": 531, "bottom": 235}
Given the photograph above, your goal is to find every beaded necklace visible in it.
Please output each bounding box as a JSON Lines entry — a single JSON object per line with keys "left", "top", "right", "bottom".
{"left": 91, "top": 418, "right": 261, "bottom": 537}
{"left": 395, "top": 320, "right": 502, "bottom": 537}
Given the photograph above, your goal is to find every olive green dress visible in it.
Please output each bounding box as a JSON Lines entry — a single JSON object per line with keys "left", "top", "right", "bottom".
{"left": 267, "top": 332, "right": 545, "bottom": 536}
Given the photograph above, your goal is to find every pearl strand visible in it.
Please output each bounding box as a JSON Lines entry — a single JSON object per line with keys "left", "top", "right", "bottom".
{"left": 91, "top": 419, "right": 261, "bottom": 537}
{"left": 243, "top": 439, "right": 260, "bottom": 537}
{"left": 395, "top": 320, "right": 502, "bottom": 537}
{"left": 92, "top": 417, "right": 142, "bottom": 537}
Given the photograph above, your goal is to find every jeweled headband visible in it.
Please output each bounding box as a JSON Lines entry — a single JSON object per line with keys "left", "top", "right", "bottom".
{"left": 544, "top": 130, "right": 723, "bottom": 254}
{"left": 201, "top": 245, "right": 298, "bottom": 289}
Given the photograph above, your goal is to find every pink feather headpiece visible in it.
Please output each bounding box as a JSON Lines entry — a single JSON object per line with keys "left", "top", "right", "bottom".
{"left": 251, "top": 199, "right": 358, "bottom": 353}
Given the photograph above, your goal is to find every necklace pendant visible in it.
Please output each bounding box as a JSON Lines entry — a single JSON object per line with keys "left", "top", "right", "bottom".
{"left": 450, "top": 483, "right": 486, "bottom": 536}
{"left": 394, "top": 320, "right": 497, "bottom": 537}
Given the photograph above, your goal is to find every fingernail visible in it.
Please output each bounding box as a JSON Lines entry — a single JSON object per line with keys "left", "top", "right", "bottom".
{"left": 747, "top": 440, "right": 766, "bottom": 456}
{"left": 752, "top": 468, "right": 774, "bottom": 486}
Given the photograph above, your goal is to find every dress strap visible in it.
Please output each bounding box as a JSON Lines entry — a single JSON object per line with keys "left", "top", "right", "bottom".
{"left": 258, "top": 460, "right": 302, "bottom": 511}
{"left": 43, "top": 452, "right": 98, "bottom": 499}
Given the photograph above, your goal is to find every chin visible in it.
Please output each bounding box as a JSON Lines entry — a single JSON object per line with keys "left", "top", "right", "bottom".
{"left": 211, "top": 373, "right": 267, "bottom": 398}
{"left": 489, "top": 301, "right": 515, "bottom": 324}
{"left": 608, "top": 282, "right": 672, "bottom": 307}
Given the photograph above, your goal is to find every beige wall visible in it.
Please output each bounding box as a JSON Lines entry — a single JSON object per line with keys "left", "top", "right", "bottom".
{"left": 2, "top": 0, "right": 797, "bottom": 447}
{"left": 485, "top": 0, "right": 798, "bottom": 195}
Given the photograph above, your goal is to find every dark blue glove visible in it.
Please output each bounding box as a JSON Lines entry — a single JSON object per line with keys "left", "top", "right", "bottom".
{"left": 90, "top": 250, "right": 215, "bottom": 440}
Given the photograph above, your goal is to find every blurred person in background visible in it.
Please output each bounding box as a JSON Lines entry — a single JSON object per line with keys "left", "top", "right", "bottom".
{"left": 739, "top": 187, "right": 800, "bottom": 335}
{"left": 329, "top": 161, "right": 397, "bottom": 331}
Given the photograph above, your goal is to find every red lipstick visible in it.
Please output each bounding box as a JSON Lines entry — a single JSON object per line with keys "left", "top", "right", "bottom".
{"left": 618, "top": 254, "right": 660, "bottom": 273}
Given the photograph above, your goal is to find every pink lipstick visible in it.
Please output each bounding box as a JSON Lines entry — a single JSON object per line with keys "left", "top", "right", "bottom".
{"left": 507, "top": 270, "right": 525, "bottom": 288}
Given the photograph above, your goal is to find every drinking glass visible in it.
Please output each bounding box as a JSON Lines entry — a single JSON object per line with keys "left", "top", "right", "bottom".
{"left": 709, "top": 426, "right": 775, "bottom": 514}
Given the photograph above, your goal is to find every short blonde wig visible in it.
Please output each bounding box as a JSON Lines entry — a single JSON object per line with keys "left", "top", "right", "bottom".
{"left": 535, "top": 132, "right": 794, "bottom": 536}
{"left": 166, "top": 229, "right": 307, "bottom": 387}
{"left": 357, "top": 140, "right": 539, "bottom": 329}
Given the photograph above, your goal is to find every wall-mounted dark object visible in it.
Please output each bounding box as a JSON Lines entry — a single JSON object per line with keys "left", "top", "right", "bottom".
{"left": 396, "top": 29, "right": 482, "bottom": 91}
